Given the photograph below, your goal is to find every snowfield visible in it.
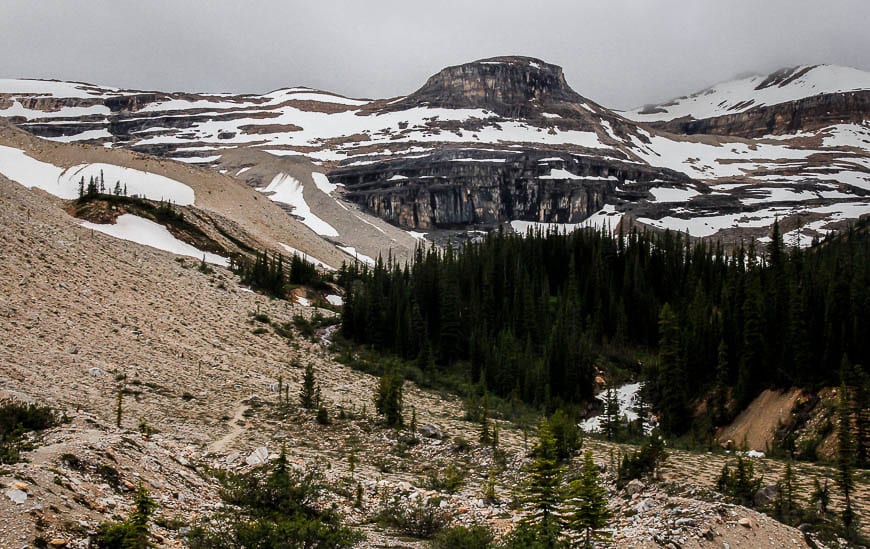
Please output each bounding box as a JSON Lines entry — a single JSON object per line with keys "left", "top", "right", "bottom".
{"left": 580, "top": 382, "right": 644, "bottom": 433}
{"left": 81, "top": 214, "right": 228, "bottom": 266}
{"left": 625, "top": 65, "right": 870, "bottom": 122}
{"left": 257, "top": 174, "right": 339, "bottom": 237}
{"left": 62, "top": 163, "right": 196, "bottom": 205}
{"left": 0, "top": 146, "right": 196, "bottom": 204}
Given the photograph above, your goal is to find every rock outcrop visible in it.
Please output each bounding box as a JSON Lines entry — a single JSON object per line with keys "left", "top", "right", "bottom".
{"left": 329, "top": 149, "right": 692, "bottom": 229}
{"left": 650, "top": 90, "right": 870, "bottom": 138}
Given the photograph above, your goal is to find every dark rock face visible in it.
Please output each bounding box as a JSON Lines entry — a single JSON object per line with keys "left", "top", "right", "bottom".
{"left": 385, "top": 56, "right": 586, "bottom": 118}
{"left": 650, "top": 90, "right": 870, "bottom": 138}
{"left": 329, "top": 149, "right": 692, "bottom": 230}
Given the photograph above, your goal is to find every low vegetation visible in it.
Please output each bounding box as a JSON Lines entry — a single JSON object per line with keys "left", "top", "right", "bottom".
{"left": 0, "top": 399, "right": 59, "bottom": 464}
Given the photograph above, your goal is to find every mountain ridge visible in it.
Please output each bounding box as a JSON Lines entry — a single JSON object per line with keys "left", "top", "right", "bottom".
{"left": 1, "top": 58, "right": 869, "bottom": 246}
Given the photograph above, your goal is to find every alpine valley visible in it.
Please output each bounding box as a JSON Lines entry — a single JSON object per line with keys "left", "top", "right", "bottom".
{"left": 0, "top": 57, "right": 867, "bottom": 548}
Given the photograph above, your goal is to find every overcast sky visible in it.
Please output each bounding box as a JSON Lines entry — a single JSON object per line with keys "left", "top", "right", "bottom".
{"left": 2, "top": 0, "right": 868, "bottom": 109}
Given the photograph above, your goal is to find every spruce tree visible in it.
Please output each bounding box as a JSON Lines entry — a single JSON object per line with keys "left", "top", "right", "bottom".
{"left": 375, "top": 368, "right": 403, "bottom": 428}
{"left": 776, "top": 460, "right": 797, "bottom": 523}
{"left": 836, "top": 378, "right": 856, "bottom": 535}
{"left": 300, "top": 363, "right": 318, "bottom": 409}
{"left": 563, "top": 450, "right": 611, "bottom": 548}
{"left": 712, "top": 339, "right": 730, "bottom": 425}
{"left": 657, "top": 303, "right": 688, "bottom": 435}
{"left": 519, "top": 419, "right": 564, "bottom": 547}
{"left": 602, "top": 385, "right": 621, "bottom": 441}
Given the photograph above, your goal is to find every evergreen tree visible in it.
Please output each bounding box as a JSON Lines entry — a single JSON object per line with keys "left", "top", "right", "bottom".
{"left": 94, "top": 482, "right": 156, "bottom": 548}
{"left": 836, "top": 377, "right": 856, "bottom": 535}
{"left": 775, "top": 460, "right": 797, "bottom": 523}
{"left": 716, "top": 454, "right": 762, "bottom": 507}
{"left": 657, "top": 304, "right": 688, "bottom": 435}
{"left": 712, "top": 339, "right": 730, "bottom": 425}
{"left": 602, "top": 385, "right": 621, "bottom": 441}
{"left": 375, "top": 368, "right": 404, "bottom": 428}
{"left": 563, "top": 450, "right": 611, "bottom": 548}
{"left": 519, "top": 420, "right": 564, "bottom": 547}
{"left": 300, "top": 363, "right": 319, "bottom": 409}
{"left": 809, "top": 478, "right": 830, "bottom": 516}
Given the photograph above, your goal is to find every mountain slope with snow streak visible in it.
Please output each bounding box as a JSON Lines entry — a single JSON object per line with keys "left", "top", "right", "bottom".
{"left": 625, "top": 64, "right": 870, "bottom": 123}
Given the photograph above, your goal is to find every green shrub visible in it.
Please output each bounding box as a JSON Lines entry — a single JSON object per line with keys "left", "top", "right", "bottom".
{"left": 0, "top": 399, "right": 59, "bottom": 464}
{"left": 316, "top": 406, "right": 330, "bottom": 425}
{"left": 618, "top": 430, "right": 667, "bottom": 486}
{"left": 252, "top": 312, "right": 270, "bottom": 324}
{"left": 423, "top": 463, "right": 466, "bottom": 494}
{"left": 188, "top": 449, "right": 360, "bottom": 548}
{"left": 716, "top": 454, "right": 763, "bottom": 506}
{"left": 431, "top": 524, "right": 494, "bottom": 548}
{"left": 93, "top": 483, "right": 156, "bottom": 548}
{"left": 377, "top": 493, "right": 449, "bottom": 539}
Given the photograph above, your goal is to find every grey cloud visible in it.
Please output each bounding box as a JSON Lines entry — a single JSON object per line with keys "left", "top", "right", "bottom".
{"left": 1, "top": 0, "right": 868, "bottom": 109}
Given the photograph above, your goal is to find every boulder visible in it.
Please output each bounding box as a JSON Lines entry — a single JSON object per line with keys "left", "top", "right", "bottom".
{"left": 738, "top": 517, "right": 752, "bottom": 528}
{"left": 625, "top": 479, "right": 645, "bottom": 496}
{"left": 5, "top": 489, "right": 27, "bottom": 504}
{"left": 418, "top": 423, "right": 443, "bottom": 439}
{"left": 245, "top": 446, "right": 269, "bottom": 466}
{"left": 636, "top": 497, "right": 654, "bottom": 513}
{"left": 754, "top": 484, "right": 779, "bottom": 508}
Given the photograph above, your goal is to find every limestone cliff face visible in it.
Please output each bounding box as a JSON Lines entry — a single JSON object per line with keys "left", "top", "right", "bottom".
{"left": 385, "top": 56, "right": 585, "bottom": 118}
{"left": 329, "top": 150, "right": 691, "bottom": 230}
{"left": 650, "top": 90, "right": 870, "bottom": 138}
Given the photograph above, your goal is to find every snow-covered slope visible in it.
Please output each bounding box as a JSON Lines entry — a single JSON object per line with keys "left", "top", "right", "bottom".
{"left": 2, "top": 58, "right": 869, "bottom": 246}
{"left": 624, "top": 65, "right": 870, "bottom": 123}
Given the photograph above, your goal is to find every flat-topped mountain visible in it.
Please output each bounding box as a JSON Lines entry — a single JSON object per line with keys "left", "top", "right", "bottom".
{"left": 385, "top": 56, "right": 585, "bottom": 117}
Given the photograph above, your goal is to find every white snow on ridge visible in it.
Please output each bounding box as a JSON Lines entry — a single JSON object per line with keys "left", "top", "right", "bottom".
{"left": 0, "top": 145, "right": 68, "bottom": 197}
{"left": 277, "top": 243, "right": 336, "bottom": 271}
{"left": 81, "top": 214, "right": 228, "bottom": 266}
{"left": 337, "top": 245, "right": 376, "bottom": 266}
{"left": 625, "top": 65, "right": 870, "bottom": 123}
{"left": 510, "top": 205, "right": 624, "bottom": 235}
{"left": 539, "top": 167, "right": 582, "bottom": 180}
{"left": 311, "top": 172, "right": 339, "bottom": 194}
{"left": 257, "top": 173, "right": 339, "bottom": 237}
{"left": 44, "top": 129, "right": 113, "bottom": 143}
{"left": 0, "top": 78, "right": 119, "bottom": 99}
{"left": 648, "top": 186, "right": 700, "bottom": 203}
{"left": 0, "top": 100, "right": 110, "bottom": 119}
{"left": 325, "top": 294, "right": 344, "bottom": 306}
{"left": 638, "top": 201, "right": 870, "bottom": 239}
{"left": 63, "top": 163, "right": 196, "bottom": 205}
{"left": 632, "top": 134, "right": 821, "bottom": 179}
{"left": 821, "top": 123, "right": 870, "bottom": 149}
{"left": 0, "top": 146, "right": 196, "bottom": 204}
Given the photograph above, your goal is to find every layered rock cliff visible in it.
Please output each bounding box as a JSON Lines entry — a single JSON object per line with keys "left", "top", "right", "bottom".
{"left": 649, "top": 90, "right": 870, "bottom": 138}
{"left": 329, "top": 149, "right": 693, "bottom": 230}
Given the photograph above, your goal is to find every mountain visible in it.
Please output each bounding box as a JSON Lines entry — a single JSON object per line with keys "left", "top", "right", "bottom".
{"left": 1, "top": 58, "right": 869, "bottom": 248}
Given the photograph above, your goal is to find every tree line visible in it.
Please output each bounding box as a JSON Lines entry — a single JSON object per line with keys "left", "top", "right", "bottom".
{"left": 339, "top": 221, "right": 869, "bottom": 436}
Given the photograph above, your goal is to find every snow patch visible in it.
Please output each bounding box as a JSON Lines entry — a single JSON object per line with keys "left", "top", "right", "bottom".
{"left": 257, "top": 174, "right": 339, "bottom": 237}
{"left": 81, "top": 214, "right": 228, "bottom": 266}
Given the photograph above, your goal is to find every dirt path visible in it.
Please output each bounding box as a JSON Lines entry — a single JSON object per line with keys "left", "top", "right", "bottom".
{"left": 208, "top": 402, "right": 249, "bottom": 453}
